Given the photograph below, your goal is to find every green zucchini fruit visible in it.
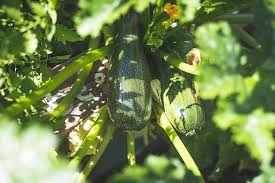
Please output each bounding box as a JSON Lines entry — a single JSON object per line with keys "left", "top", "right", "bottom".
{"left": 107, "top": 10, "right": 152, "bottom": 131}
{"left": 156, "top": 59, "right": 204, "bottom": 135}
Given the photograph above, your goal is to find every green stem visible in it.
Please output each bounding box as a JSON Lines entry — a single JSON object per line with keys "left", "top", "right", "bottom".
{"left": 79, "top": 123, "right": 116, "bottom": 182}
{"left": 127, "top": 131, "right": 136, "bottom": 166}
{"left": 159, "top": 51, "right": 199, "bottom": 75}
{"left": 155, "top": 0, "right": 164, "bottom": 17}
{"left": 155, "top": 104, "right": 205, "bottom": 182}
{"left": 215, "top": 13, "right": 254, "bottom": 23}
{"left": 3, "top": 45, "right": 112, "bottom": 117}
{"left": 50, "top": 63, "right": 93, "bottom": 119}
{"left": 71, "top": 113, "right": 107, "bottom": 157}
{"left": 231, "top": 24, "right": 262, "bottom": 52}
{"left": 69, "top": 105, "right": 109, "bottom": 168}
{"left": 193, "top": 1, "right": 256, "bottom": 25}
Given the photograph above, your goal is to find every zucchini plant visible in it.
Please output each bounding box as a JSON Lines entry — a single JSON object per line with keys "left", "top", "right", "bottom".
{"left": 1, "top": 0, "right": 275, "bottom": 183}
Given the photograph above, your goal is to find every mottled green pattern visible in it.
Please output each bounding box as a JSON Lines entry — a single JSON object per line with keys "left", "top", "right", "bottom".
{"left": 108, "top": 10, "right": 151, "bottom": 131}
{"left": 158, "top": 61, "right": 204, "bottom": 135}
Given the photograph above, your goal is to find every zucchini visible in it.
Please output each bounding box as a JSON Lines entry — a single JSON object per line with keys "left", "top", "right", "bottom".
{"left": 107, "top": 10, "right": 152, "bottom": 131}
{"left": 156, "top": 59, "right": 204, "bottom": 135}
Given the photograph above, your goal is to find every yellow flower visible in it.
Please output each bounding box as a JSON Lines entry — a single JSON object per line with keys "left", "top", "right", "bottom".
{"left": 164, "top": 3, "right": 181, "bottom": 20}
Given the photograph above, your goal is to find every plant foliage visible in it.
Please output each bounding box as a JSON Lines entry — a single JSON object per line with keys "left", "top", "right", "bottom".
{"left": 0, "top": 0, "right": 275, "bottom": 183}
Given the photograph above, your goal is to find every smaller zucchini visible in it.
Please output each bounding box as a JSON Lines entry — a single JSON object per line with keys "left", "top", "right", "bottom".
{"left": 156, "top": 59, "right": 204, "bottom": 135}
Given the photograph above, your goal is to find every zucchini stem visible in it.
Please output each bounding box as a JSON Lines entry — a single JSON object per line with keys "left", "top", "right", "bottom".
{"left": 50, "top": 63, "right": 93, "bottom": 127}
{"left": 155, "top": 104, "right": 205, "bottom": 183}
{"left": 69, "top": 105, "right": 109, "bottom": 168}
{"left": 2, "top": 45, "right": 112, "bottom": 117}
{"left": 159, "top": 51, "right": 199, "bottom": 75}
{"left": 215, "top": 13, "right": 254, "bottom": 23}
{"left": 127, "top": 131, "right": 136, "bottom": 166}
{"left": 79, "top": 123, "right": 116, "bottom": 182}
{"left": 231, "top": 25, "right": 263, "bottom": 52}
{"left": 193, "top": 1, "right": 256, "bottom": 25}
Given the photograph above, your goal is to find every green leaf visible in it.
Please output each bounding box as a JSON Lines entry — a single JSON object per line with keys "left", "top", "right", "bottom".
{"left": 0, "top": 31, "right": 25, "bottom": 59}
{"left": 195, "top": 22, "right": 240, "bottom": 68}
{"left": 249, "top": 165, "right": 275, "bottom": 183}
{"left": 1, "top": 6, "right": 23, "bottom": 22}
{"left": 75, "top": 0, "right": 155, "bottom": 37}
{"left": 145, "top": 12, "right": 171, "bottom": 51}
{"left": 45, "top": 0, "right": 57, "bottom": 41}
{"left": 214, "top": 108, "right": 275, "bottom": 164}
{"left": 40, "top": 64, "right": 53, "bottom": 82}
{"left": 0, "top": 0, "right": 21, "bottom": 8}
{"left": 75, "top": 0, "right": 129, "bottom": 37}
{"left": 195, "top": 22, "right": 242, "bottom": 99}
{"left": 0, "top": 115, "right": 80, "bottom": 183}
{"left": 107, "top": 155, "right": 187, "bottom": 183}
{"left": 209, "top": 137, "right": 247, "bottom": 181}
{"left": 180, "top": 124, "right": 219, "bottom": 171}
{"left": 179, "top": 0, "right": 201, "bottom": 23}
{"left": 29, "top": 2, "right": 47, "bottom": 16}
{"left": 55, "top": 24, "right": 81, "bottom": 44}
{"left": 133, "top": 0, "right": 155, "bottom": 12}
{"left": 24, "top": 31, "right": 38, "bottom": 54}
{"left": 263, "top": 0, "right": 275, "bottom": 14}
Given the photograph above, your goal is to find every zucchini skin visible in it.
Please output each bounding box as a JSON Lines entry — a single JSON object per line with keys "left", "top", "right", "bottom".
{"left": 157, "top": 60, "right": 204, "bottom": 135}
{"left": 107, "top": 10, "right": 152, "bottom": 131}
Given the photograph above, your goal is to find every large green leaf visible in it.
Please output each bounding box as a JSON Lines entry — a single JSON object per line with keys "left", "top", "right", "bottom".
{"left": 107, "top": 155, "right": 192, "bottom": 183}
{"left": 55, "top": 24, "right": 81, "bottom": 44}
{"left": 75, "top": 0, "right": 155, "bottom": 37}
{"left": 179, "top": 0, "right": 201, "bottom": 23}
{"left": 195, "top": 22, "right": 242, "bottom": 99}
{"left": 214, "top": 108, "right": 275, "bottom": 164}
{"left": 0, "top": 116, "right": 79, "bottom": 183}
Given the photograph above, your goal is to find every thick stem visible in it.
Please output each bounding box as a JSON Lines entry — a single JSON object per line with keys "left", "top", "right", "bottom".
{"left": 215, "top": 14, "right": 254, "bottom": 23}
{"left": 193, "top": 1, "right": 257, "bottom": 25}
{"left": 3, "top": 45, "right": 112, "bottom": 117}
{"left": 155, "top": 104, "right": 205, "bottom": 183}
{"left": 69, "top": 105, "right": 109, "bottom": 168}
{"left": 231, "top": 25, "right": 263, "bottom": 52}
{"left": 127, "top": 131, "right": 136, "bottom": 166}
{"left": 50, "top": 63, "right": 93, "bottom": 120}
{"left": 79, "top": 123, "right": 116, "bottom": 182}
{"left": 159, "top": 51, "right": 199, "bottom": 75}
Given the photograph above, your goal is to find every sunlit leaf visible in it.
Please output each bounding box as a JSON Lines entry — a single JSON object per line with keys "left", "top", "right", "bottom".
{"left": 55, "top": 24, "right": 81, "bottom": 44}
{"left": 0, "top": 116, "right": 80, "bottom": 183}
{"left": 195, "top": 22, "right": 242, "bottom": 99}
{"left": 214, "top": 108, "right": 275, "bottom": 164}
{"left": 179, "top": 0, "right": 201, "bottom": 23}
{"left": 107, "top": 155, "right": 187, "bottom": 183}
{"left": 75, "top": 0, "right": 155, "bottom": 37}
